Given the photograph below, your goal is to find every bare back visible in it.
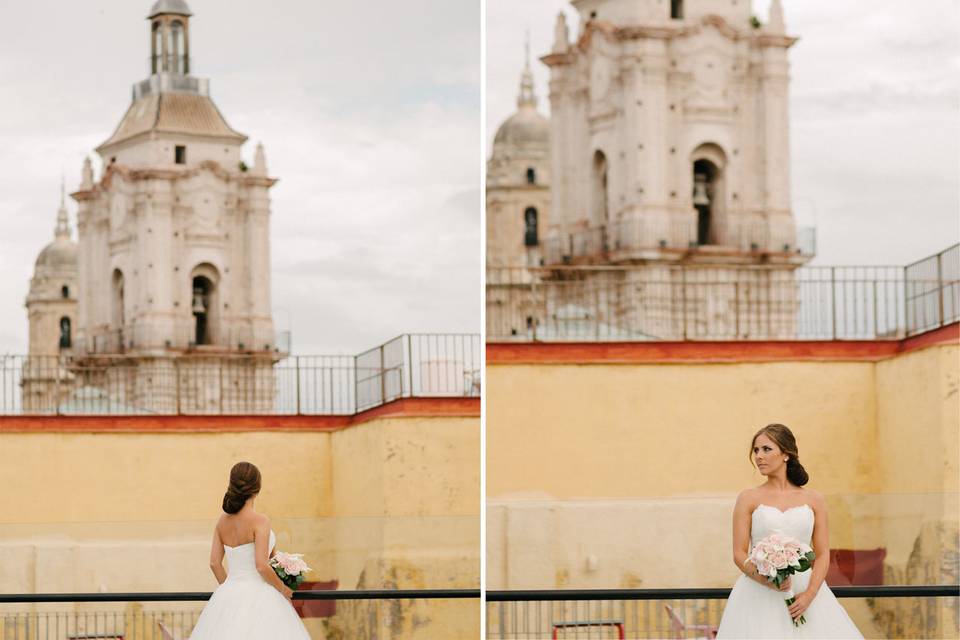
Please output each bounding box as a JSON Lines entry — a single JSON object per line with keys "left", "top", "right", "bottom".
{"left": 216, "top": 509, "right": 268, "bottom": 548}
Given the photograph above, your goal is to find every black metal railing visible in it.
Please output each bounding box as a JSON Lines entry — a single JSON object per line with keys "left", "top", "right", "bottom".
{"left": 488, "top": 245, "right": 959, "bottom": 342}
{"left": 72, "top": 325, "right": 291, "bottom": 357}
{"left": 0, "top": 589, "right": 479, "bottom": 639}
{"left": 1, "top": 333, "right": 480, "bottom": 416}
{"left": 486, "top": 586, "right": 959, "bottom": 639}
{"left": 541, "top": 219, "right": 816, "bottom": 265}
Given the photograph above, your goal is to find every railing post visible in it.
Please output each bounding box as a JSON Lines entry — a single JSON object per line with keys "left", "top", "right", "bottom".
{"left": 681, "top": 268, "right": 688, "bottom": 340}
{"left": 406, "top": 335, "right": 413, "bottom": 398}
{"left": 937, "top": 251, "right": 945, "bottom": 327}
{"left": 734, "top": 281, "right": 740, "bottom": 339}
{"left": 831, "top": 267, "right": 837, "bottom": 340}
{"left": 218, "top": 363, "right": 224, "bottom": 414}
{"left": 872, "top": 280, "right": 879, "bottom": 339}
{"left": 295, "top": 356, "right": 302, "bottom": 415}
{"left": 54, "top": 355, "right": 61, "bottom": 416}
{"left": 175, "top": 360, "right": 181, "bottom": 415}
{"left": 379, "top": 344, "right": 386, "bottom": 405}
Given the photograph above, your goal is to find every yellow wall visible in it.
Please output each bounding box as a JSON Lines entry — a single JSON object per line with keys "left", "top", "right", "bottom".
{"left": 488, "top": 360, "right": 880, "bottom": 499}
{"left": 0, "top": 412, "right": 480, "bottom": 639}
{"left": 0, "top": 431, "right": 334, "bottom": 523}
{"left": 486, "top": 343, "right": 958, "bottom": 581}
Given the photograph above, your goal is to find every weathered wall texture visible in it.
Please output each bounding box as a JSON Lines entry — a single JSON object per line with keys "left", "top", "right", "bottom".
{"left": 487, "top": 335, "right": 959, "bottom": 638}
{"left": 0, "top": 406, "right": 480, "bottom": 639}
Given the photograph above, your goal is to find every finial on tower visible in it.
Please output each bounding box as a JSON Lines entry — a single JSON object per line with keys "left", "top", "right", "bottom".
{"left": 80, "top": 157, "right": 94, "bottom": 190}
{"left": 553, "top": 12, "right": 570, "bottom": 54}
{"left": 55, "top": 175, "right": 71, "bottom": 239}
{"left": 253, "top": 143, "right": 268, "bottom": 176}
{"left": 767, "top": 0, "right": 785, "bottom": 33}
{"left": 517, "top": 31, "right": 538, "bottom": 109}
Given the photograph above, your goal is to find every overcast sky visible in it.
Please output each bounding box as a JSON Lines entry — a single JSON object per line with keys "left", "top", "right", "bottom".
{"left": 487, "top": 0, "right": 960, "bottom": 267}
{"left": 0, "top": 0, "right": 480, "bottom": 354}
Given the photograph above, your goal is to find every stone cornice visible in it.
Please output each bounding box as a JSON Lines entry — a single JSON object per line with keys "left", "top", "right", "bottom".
{"left": 541, "top": 52, "right": 574, "bottom": 67}
{"left": 76, "top": 160, "right": 277, "bottom": 197}
{"left": 756, "top": 33, "right": 799, "bottom": 48}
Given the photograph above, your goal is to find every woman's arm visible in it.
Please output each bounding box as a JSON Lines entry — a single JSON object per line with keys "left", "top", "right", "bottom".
{"left": 208, "top": 525, "right": 227, "bottom": 585}
{"left": 254, "top": 517, "right": 293, "bottom": 599}
{"left": 804, "top": 490, "right": 831, "bottom": 594}
{"left": 731, "top": 492, "right": 787, "bottom": 591}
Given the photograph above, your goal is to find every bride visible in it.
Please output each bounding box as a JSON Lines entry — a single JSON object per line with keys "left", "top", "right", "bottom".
{"left": 190, "top": 462, "right": 311, "bottom": 639}
{"left": 716, "top": 424, "right": 863, "bottom": 639}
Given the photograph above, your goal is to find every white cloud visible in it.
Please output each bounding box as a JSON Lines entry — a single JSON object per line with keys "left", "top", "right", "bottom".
{"left": 0, "top": 0, "right": 480, "bottom": 354}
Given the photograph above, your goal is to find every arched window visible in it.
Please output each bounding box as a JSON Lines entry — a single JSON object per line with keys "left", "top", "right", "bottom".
{"left": 592, "top": 150, "right": 609, "bottom": 227}
{"left": 192, "top": 276, "right": 213, "bottom": 345}
{"left": 189, "top": 263, "right": 221, "bottom": 348}
{"left": 151, "top": 22, "right": 162, "bottom": 73}
{"left": 693, "top": 159, "right": 719, "bottom": 246}
{"left": 526, "top": 167, "right": 536, "bottom": 185}
{"left": 671, "top": 0, "right": 684, "bottom": 19}
{"left": 59, "top": 317, "right": 72, "bottom": 350}
{"left": 61, "top": 285, "right": 69, "bottom": 299}
{"left": 112, "top": 269, "right": 125, "bottom": 330}
{"left": 524, "top": 208, "right": 539, "bottom": 247}
{"left": 170, "top": 21, "right": 184, "bottom": 73}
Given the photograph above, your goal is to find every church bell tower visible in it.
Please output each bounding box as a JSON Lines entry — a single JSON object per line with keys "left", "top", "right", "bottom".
{"left": 68, "top": 0, "right": 282, "bottom": 413}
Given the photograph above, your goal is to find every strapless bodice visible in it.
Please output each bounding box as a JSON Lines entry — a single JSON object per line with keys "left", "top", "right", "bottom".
{"left": 751, "top": 504, "right": 813, "bottom": 547}
{"left": 224, "top": 530, "right": 275, "bottom": 581}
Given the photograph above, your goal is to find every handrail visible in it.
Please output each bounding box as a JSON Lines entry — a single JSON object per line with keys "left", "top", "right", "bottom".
{"left": 0, "top": 588, "right": 480, "bottom": 603}
{"left": 486, "top": 585, "right": 959, "bottom": 601}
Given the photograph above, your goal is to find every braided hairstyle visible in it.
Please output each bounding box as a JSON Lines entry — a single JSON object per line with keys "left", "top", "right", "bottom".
{"left": 749, "top": 423, "right": 809, "bottom": 487}
{"left": 222, "top": 461, "right": 262, "bottom": 514}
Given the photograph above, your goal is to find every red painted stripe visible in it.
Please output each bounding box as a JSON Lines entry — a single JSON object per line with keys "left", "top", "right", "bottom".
{"left": 487, "top": 322, "right": 959, "bottom": 364}
{"left": 0, "top": 397, "right": 479, "bottom": 433}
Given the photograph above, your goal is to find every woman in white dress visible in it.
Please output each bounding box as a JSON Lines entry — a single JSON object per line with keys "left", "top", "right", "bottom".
{"left": 716, "top": 424, "right": 863, "bottom": 639}
{"left": 190, "top": 462, "right": 311, "bottom": 639}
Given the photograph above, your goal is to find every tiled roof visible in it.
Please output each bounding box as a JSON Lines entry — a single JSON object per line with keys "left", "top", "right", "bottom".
{"left": 99, "top": 93, "right": 247, "bottom": 149}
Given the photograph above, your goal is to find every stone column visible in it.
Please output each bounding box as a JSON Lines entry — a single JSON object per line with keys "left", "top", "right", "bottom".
{"left": 639, "top": 37, "right": 671, "bottom": 244}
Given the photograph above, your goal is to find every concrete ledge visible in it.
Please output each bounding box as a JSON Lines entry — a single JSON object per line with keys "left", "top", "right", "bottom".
{"left": 487, "top": 322, "right": 958, "bottom": 364}
{"left": 0, "top": 396, "right": 480, "bottom": 433}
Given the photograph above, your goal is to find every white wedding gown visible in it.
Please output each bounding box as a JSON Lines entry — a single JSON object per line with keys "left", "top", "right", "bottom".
{"left": 717, "top": 504, "right": 863, "bottom": 639}
{"left": 190, "top": 530, "right": 311, "bottom": 639}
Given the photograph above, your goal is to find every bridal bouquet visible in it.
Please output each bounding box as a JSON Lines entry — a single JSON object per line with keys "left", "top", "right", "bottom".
{"left": 747, "top": 533, "right": 816, "bottom": 626}
{"left": 270, "top": 551, "right": 312, "bottom": 590}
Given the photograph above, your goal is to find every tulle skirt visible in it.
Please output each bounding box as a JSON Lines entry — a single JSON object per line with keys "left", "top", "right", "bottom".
{"left": 189, "top": 575, "right": 310, "bottom": 639}
{"left": 717, "top": 569, "right": 863, "bottom": 639}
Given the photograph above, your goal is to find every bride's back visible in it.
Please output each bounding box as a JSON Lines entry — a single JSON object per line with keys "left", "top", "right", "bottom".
{"left": 217, "top": 508, "right": 267, "bottom": 548}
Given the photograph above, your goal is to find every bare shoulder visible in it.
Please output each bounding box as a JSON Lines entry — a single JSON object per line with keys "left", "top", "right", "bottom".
{"left": 734, "top": 487, "right": 760, "bottom": 511}
{"left": 802, "top": 487, "right": 826, "bottom": 508}
{"left": 251, "top": 512, "right": 270, "bottom": 528}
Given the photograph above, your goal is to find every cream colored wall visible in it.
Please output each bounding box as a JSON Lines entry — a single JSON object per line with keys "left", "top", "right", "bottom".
{"left": 0, "top": 431, "right": 332, "bottom": 524}
{"left": 486, "top": 343, "right": 958, "bottom": 599}
{"left": 488, "top": 359, "right": 880, "bottom": 499}
{"left": 0, "top": 413, "right": 480, "bottom": 638}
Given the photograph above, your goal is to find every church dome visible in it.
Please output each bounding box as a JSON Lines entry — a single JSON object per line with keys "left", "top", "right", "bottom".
{"left": 494, "top": 107, "right": 550, "bottom": 149}
{"left": 148, "top": 0, "right": 192, "bottom": 18}
{"left": 35, "top": 236, "right": 78, "bottom": 272}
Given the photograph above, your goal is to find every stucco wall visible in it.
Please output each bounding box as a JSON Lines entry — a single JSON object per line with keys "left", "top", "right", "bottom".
{"left": 0, "top": 407, "right": 480, "bottom": 638}
{"left": 486, "top": 338, "right": 958, "bottom": 588}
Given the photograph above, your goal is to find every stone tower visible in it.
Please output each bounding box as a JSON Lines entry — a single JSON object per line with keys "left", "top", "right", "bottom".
{"left": 22, "top": 183, "right": 79, "bottom": 412}
{"left": 545, "top": 0, "right": 803, "bottom": 260}
{"left": 487, "top": 40, "right": 552, "bottom": 268}
{"left": 488, "top": 0, "right": 813, "bottom": 340}
{"left": 68, "top": 0, "right": 281, "bottom": 413}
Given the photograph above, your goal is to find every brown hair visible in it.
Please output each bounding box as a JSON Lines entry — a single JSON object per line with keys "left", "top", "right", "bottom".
{"left": 749, "top": 423, "right": 809, "bottom": 487}
{"left": 222, "top": 462, "right": 262, "bottom": 514}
